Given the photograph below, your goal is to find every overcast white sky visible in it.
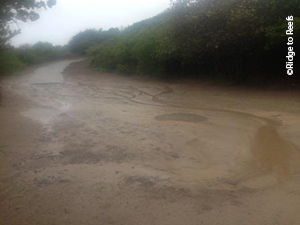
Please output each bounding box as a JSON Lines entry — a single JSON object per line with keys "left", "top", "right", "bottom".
{"left": 11, "top": 0, "right": 170, "bottom": 46}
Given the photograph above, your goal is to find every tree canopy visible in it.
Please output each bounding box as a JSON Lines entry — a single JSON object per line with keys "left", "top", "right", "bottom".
{"left": 68, "top": 28, "right": 120, "bottom": 55}
{"left": 0, "top": 0, "right": 56, "bottom": 47}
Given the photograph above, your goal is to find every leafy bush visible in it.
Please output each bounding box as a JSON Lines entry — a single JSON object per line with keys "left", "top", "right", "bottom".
{"left": 16, "top": 42, "right": 69, "bottom": 65}
{"left": 0, "top": 42, "right": 70, "bottom": 76}
{"left": 87, "top": 13, "right": 170, "bottom": 77}
{"left": 0, "top": 49, "right": 25, "bottom": 76}
{"left": 69, "top": 28, "right": 120, "bottom": 55}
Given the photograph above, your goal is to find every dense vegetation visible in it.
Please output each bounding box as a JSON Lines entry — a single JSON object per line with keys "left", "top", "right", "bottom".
{"left": 69, "top": 28, "right": 120, "bottom": 55}
{"left": 0, "top": 43, "right": 69, "bottom": 76}
{"left": 16, "top": 42, "right": 69, "bottom": 65}
{"left": 1, "top": 0, "right": 298, "bottom": 86}
{"left": 0, "top": 0, "right": 59, "bottom": 76}
{"left": 70, "top": 0, "right": 299, "bottom": 85}
{"left": 0, "top": 49, "right": 25, "bottom": 76}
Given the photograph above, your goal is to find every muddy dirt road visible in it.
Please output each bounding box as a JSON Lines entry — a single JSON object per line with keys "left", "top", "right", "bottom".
{"left": 1, "top": 59, "right": 300, "bottom": 225}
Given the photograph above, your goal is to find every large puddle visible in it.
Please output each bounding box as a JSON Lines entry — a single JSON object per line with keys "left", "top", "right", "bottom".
{"left": 20, "top": 59, "right": 82, "bottom": 124}
{"left": 25, "top": 60, "right": 78, "bottom": 85}
{"left": 3, "top": 59, "right": 300, "bottom": 225}
{"left": 16, "top": 59, "right": 296, "bottom": 183}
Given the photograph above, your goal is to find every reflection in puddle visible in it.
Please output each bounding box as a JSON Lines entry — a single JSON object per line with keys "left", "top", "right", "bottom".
{"left": 21, "top": 108, "right": 61, "bottom": 124}
{"left": 155, "top": 113, "right": 207, "bottom": 123}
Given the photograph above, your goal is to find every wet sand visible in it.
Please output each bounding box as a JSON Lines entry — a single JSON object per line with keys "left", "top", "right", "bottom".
{"left": 0, "top": 59, "right": 300, "bottom": 225}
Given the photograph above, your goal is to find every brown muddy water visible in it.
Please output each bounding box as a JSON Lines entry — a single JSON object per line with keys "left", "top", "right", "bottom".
{"left": 0, "top": 59, "right": 300, "bottom": 225}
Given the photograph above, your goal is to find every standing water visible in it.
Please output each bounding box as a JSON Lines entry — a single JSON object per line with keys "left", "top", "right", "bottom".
{"left": 20, "top": 59, "right": 83, "bottom": 124}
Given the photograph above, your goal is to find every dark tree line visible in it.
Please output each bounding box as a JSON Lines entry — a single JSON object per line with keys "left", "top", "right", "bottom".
{"left": 167, "top": 0, "right": 300, "bottom": 84}
{"left": 0, "top": 0, "right": 299, "bottom": 86}
{"left": 70, "top": 0, "right": 299, "bottom": 86}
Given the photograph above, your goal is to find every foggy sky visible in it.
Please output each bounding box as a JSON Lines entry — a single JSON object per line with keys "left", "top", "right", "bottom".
{"left": 11, "top": 0, "right": 170, "bottom": 46}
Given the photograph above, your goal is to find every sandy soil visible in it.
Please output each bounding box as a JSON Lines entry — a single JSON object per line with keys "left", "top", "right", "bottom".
{"left": 1, "top": 59, "right": 300, "bottom": 225}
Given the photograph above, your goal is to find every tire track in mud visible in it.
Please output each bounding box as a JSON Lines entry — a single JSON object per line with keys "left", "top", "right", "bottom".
{"left": 6, "top": 58, "right": 297, "bottom": 185}
{"left": 112, "top": 85, "right": 297, "bottom": 183}
{"left": 13, "top": 69, "right": 298, "bottom": 183}
{"left": 37, "top": 81, "right": 300, "bottom": 180}
{"left": 113, "top": 85, "right": 279, "bottom": 126}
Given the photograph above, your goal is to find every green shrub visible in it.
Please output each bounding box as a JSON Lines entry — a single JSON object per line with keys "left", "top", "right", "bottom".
{"left": 69, "top": 28, "right": 120, "bottom": 55}
{"left": 0, "top": 50, "right": 25, "bottom": 76}
{"left": 16, "top": 42, "right": 69, "bottom": 65}
{"left": 75, "top": 0, "right": 300, "bottom": 85}
{"left": 0, "top": 42, "right": 70, "bottom": 76}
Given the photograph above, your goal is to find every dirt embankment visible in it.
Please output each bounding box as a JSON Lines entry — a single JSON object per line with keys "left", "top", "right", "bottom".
{"left": 0, "top": 59, "right": 300, "bottom": 225}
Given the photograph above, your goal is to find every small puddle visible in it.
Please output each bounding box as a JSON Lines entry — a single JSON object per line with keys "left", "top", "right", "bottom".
{"left": 155, "top": 113, "right": 207, "bottom": 123}
{"left": 252, "top": 125, "right": 291, "bottom": 180}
